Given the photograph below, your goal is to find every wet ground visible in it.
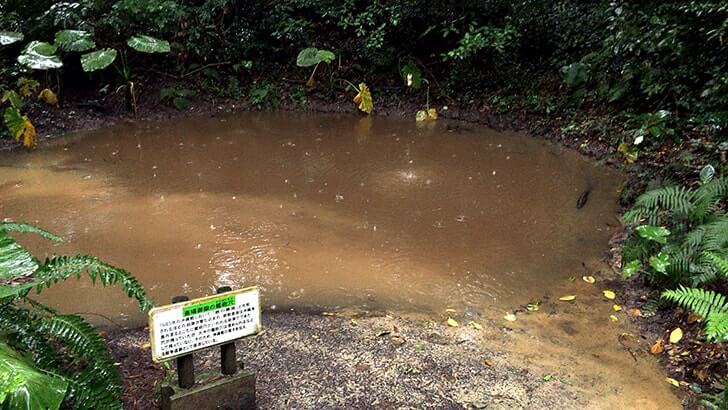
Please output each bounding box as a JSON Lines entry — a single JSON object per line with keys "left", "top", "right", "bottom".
{"left": 0, "top": 112, "right": 681, "bottom": 407}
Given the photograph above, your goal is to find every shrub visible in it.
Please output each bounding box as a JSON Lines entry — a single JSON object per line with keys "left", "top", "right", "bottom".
{"left": 0, "top": 222, "right": 153, "bottom": 409}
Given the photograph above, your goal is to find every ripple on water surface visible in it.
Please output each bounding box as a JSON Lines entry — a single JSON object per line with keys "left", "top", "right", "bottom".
{"left": 0, "top": 112, "right": 623, "bottom": 323}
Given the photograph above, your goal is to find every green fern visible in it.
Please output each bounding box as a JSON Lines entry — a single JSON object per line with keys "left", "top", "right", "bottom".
{"left": 705, "top": 252, "right": 728, "bottom": 279}
{"left": 662, "top": 286, "right": 728, "bottom": 341}
{"left": 39, "top": 315, "right": 122, "bottom": 409}
{"left": 36, "top": 255, "right": 153, "bottom": 311}
{"left": 662, "top": 286, "right": 728, "bottom": 318}
{"left": 705, "top": 311, "right": 728, "bottom": 342}
{"left": 0, "top": 222, "right": 154, "bottom": 409}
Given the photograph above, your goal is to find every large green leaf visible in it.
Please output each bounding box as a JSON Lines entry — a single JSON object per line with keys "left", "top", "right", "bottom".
{"left": 54, "top": 30, "right": 95, "bottom": 52}
{"left": 296, "top": 48, "right": 335, "bottom": 67}
{"left": 17, "top": 41, "right": 62, "bottom": 70}
{"left": 0, "top": 31, "right": 23, "bottom": 46}
{"left": 127, "top": 35, "right": 170, "bottom": 53}
{"left": 0, "top": 341, "right": 68, "bottom": 410}
{"left": 649, "top": 251, "right": 670, "bottom": 274}
{"left": 80, "top": 49, "right": 117, "bottom": 72}
{"left": 635, "top": 225, "right": 670, "bottom": 244}
{"left": 0, "top": 229, "right": 39, "bottom": 280}
{"left": 3, "top": 107, "right": 24, "bottom": 141}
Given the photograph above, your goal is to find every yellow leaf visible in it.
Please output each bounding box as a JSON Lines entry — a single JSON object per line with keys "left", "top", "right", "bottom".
{"left": 609, "top": 315, "right": 619, "bottom": 322}
{"left": 469, "top": 320, "right": 483, "bottom": 330}
{"left": 415, "top": 108, "right": 438, "bottom": 122}
{"left": 141, "top": 342, "right": 151, "bottom": 350}
{"left": 353, "top": 83, "right": 373, "bottom": 114}
{"left": 503, "top": 313, "right": 517, "bottom": 322}
{"left": 669, "top": 328, "right": 683, "bottom": 344}
{"left": 582, "top": 276, "right": 596, "bottom": 284}
{"left": 14, "top": 115, "right": 36, "bottom": 149}
{"left": 665, "top": 377, "right": 680, "bottom": 387}
{"left": 447, "top": 317, "right": 458, "bottom": 327}
{"left": 350, "top": 318, "right": 358, "bottom": 326}
{"left": 444, "top": 308, "right": 457, "bottom": 313}
{"left": 603, "top": 290, "right": 616, "bottom": 300}
{"left": 559, "top": 295, "right": 576, "bottom": 301}
{"left": 612, "top": 304, "right": 622, "bottom": 312}
{"left": 38, "top": 88, "right": 58, "bottom": 107}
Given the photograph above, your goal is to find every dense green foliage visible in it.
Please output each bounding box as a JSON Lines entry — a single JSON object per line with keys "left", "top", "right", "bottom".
{"left": 2, "top": 1, "right": 727, "bottom": 142}
{"left": 622, "top": 177, "right": 728, "bottom": 342}
{"left": 0, "top": 222, "right": 153, "bottom": 409}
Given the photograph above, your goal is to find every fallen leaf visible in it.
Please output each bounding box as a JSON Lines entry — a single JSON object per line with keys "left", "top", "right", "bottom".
{"left": 447, "top": 317, "right": 458, "bottom": 327}
{"left": 627, "top": 308, "right": 641, "bottom": 317}
{"left": 482, "top": 359, "right": 493, "bottom": 367}
{"left": 350, "top": 318, "right": 358, "bottom": 326}
{"left": 503, "top": 313, "right": 517, "bottom": 322}
{"left": 582, "top": 276, "right": 595, "bottom": 284}
{"left": 321, "top": 311, "right": 336, "bottom": 316}
{"left": 352, "top": 82, "right": 373, "bottom": 114}
{"left": 612, "top": 304, "right": 622, "bottom": 312}
{"left": 669, "top": 328, "right": 683, "bottom": 344}
{"left": 141, "top": 342, "right": 151, "bottom": 350}
{"left": 665, "top": 377, "right": 680, "bottom": 387}
{"left": 468, "top": 320, "right": 483, "bottom": 330}
{"left": 559, "top": 295, "right": 576, "bottom": 301}
{"left": 526, "top": 299, "right": 541, "bottom": 312}
{"left": 609, "top": 315, "right": 619, "bottom": 322}
{"left": 603, "top": 290, "right": 616, "bottom": 300}
{"left": 687, "top": 313, "right": 701, "bottom": 324}
{"left": 38, "top": 88, "right": 58, "bottom": 107}
{"left": 650, "top": 338, "right": 664, "bottom": 354}
{"left": 542, "top": 373, "right": 553, "bottom": 381}
{"left": 444, "top": 308, "right": 457, "bottom": 313}
{"left": 375, "top": 330, "right": 391, "bottom": 337}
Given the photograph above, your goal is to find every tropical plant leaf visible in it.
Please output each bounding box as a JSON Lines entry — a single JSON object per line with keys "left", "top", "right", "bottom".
{"left": 16, "top": 77, "right": 39, "bottom": 97}
{"left": 2, "top": 91, "right": 22, "bottom": 110}
{"left": 127, "top": 35, "right": 170, "bottom": 53}
{"left": 622, "top": 259, "right": 641, "bottom": 278}
{"left": 38, "top": 89, "right": 58, "bottom": 107}
{"left": 649, "top": 252, "right": 670, "bottom": 273}
{"left": 0, "top": 230, "right": 40, "bottom": 281}
{"left": 296, "top": 47, "right": 335, "bottom": 67}
{"left": 0, "top": 31, "right": 23, "bottom": 46}
{"left": 0, "top": 341, "right": 68, "bottom": 410}
{"left": 17, "top": 41, "right": 62, "bottom": 70}
{"left": 401, "top": 61, "right": 422, "bottom": 89}
{"left": 54, "top": 30, "right": 95, "bottom": 52}
{"left": 80, "top": 49, "right": 117, "bottom": 72}
{"left": 636, "top": 225, "right": 671, "bottom": 244}
{"left": 353, "top": 83, "right": 373, "bottom": 114}
{"left": 3, "top": 112, "right": 37, "bottom": 148}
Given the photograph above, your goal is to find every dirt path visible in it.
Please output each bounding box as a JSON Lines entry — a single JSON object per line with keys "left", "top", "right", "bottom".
{"left": 108, "top": 268, "right": 682, "bottom": 409}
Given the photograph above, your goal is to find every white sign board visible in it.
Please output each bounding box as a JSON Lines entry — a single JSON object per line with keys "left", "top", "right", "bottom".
{"left": 148, "top": 286, "right": 261, "bottom": 362}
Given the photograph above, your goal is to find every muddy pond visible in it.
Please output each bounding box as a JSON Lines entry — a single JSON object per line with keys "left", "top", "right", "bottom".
{"left": 0, "top": 113, "right": 623, "bottom": 323}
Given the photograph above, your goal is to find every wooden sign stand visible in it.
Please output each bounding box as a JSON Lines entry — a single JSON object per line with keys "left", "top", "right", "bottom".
{"left": 159, "top": 287, "right": 257, "bottom": 410}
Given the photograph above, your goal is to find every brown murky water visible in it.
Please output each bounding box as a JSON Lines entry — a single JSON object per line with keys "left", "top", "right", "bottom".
{"left": 1, "top": 112, "right": 622, "bottom": 322}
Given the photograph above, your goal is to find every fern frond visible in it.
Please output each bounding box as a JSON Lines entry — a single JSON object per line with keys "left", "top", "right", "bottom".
{"left": 39, "top": 314, "right": 122, "bottom": 409}
{"left": 35, "top": 255, "right": 154, "bottom": 311}
{"left": 662, "top": 286, "right": 728, "bottom": 318}
{"left": 0, "top": 304, "right": 61, "bottom": 370}
{"left": 705, "top": 311, "right": 728, "bottom": 342}
{"left": 635, "top": 185, "right": 694, "bottom": 219}
{"left": 0, "top": 222, "right": 62, "bottom": 242}
{"left": 705, "top": 252, "right": 728, "bottom": 279}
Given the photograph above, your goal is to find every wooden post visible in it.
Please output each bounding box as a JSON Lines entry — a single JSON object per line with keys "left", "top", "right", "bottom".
{"left": 172, "top": 295, "right": 195, "bottom": 388}
{"left": 217, "top": 286, "right": 237, "bottom": 375}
